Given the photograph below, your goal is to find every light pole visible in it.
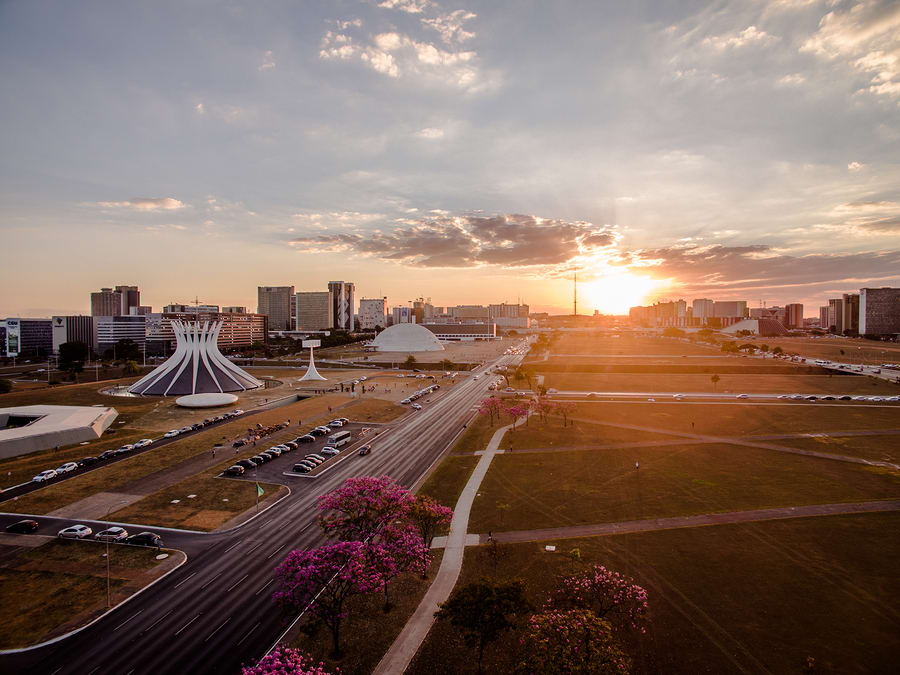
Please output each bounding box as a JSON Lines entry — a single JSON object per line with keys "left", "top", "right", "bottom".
{"left": 104, "top": 500, "right": 127, "bottom": 609}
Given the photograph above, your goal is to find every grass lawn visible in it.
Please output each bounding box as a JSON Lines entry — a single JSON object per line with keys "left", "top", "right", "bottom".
{"left": 289, "top": 551, "right": 444, "bottom": 674}
{"left": 501, "top": 417, "right": 679, "bottom": 451}
{"left": 468, "top": 443, "right": 900, "bottom": 533}
{"left": 408, "top": 513, "right": 900, "bottom": 674}
{"left": 570, "top": 401, "right": 900, "bottom": 437}
{"left": 0, "top": 538, "right": 179, "bottom": 649}
{"left": 761, "top": 336, "right": 900, "bottom": 365}
{"left": 540, "top": 372, "right": 900, "bottom": 395}
{"left": 547, "top": 335, "right": 718, "bottom": 356}
{"left": 3, "top": 395, "right": 348, "bottom": 516}
{"left": 340, "top": 397, "right": 408, "bottom": 423}
{"left": 450, "top": 412, "right": 503, "bottom": 455}
{"left": 772, "top": 434, "right": 900, "bottom": 464}
{"left": 418, "top": 455, "right": 480, "bottom": 510}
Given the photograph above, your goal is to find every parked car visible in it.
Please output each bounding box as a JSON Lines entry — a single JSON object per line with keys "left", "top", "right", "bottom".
{"left": 98, "top": 450, "right": 118, "bottom": 461}
{"left": 295, "top": 460, "right": 316, "bottom": 470}
{"left": 838, "top": 395, "right": 852, "bottom": 401}
{"left": 5, "top": 519, "right": 39, "bottom": 534}
{"left": 58, "top": 524, "right": 92, "bottom": 539}
{"left": 296, "top": 435, "right": 316, "bottom": 443}
{"left": 320, "top": 447, "right": 340, "bottom": 456}
{"left": 328, "top": 420, "right": 344, "bottom": 428}
{"left": 310, "top": 427, "right": 329, "bottom": 436}
{"left": 179, "top": 426, "right": 192, "bottom": 434}
{"left": 358, "top": 444, "right": 372, "bottom": 456}
{"left": 32, "top": 470, "right": 58, "bottom": 483}
{"left": 306, "top": 453, "right": 326, "bottom": 462}
{"left": 236, "top": 459, "right": 258, "bottom": 470}
{"left": 126, "top": 532, "right": 163, "bottom": 547}
{"left": 95, "top": 526, "right": 129, "bottom": 542}
{"left": 282, "top": 442, "right": 298, "bottom": 451}
{"left": 224, "top": 465, "right": 245, "bottom": 476}
{"left": 191, "top": 423, "right": 202, "bottom": 431}
{"left": 164, "top": 430, "right": 180, "bottom": 438}
{"left": 134, "top": 439, "right": 153, "bottom": 448}
{"left": 77, "top": 456, "right": 99, "bottom": 467}
{"left": 266, "top": 447, "right": 282, "bottom": 457}
{"left": 293, "top": 463, "right": 311, "bottom": 474}
{"left": 338, "top": 417, "right": 349, "bottom": 424}
{"left": 251, "top": 455, "right": 268, "bottom": 464}
{"left": 114, "top": 445, "right": 133, "bottom": 455}
{"left": 55, "top": 462, "right": 79, "bottom": 474}
{"left": 302, "top": 456, "right": 323, "bottom": 465}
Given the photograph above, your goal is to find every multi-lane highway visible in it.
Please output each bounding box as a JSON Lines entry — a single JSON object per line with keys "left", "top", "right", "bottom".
{"left": 0, "top": 350, "right": 525, "bottom": 675}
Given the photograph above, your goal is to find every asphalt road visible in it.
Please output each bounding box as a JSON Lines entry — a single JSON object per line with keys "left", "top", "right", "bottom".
{"left": 0, "top": 351, "right": 524, "bottom": 675}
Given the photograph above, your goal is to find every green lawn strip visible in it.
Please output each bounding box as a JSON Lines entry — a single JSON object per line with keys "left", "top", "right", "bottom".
{"left": 502, "top": 417, "right": 679, "bottom": 450}
{"left": 289, "top": 550, "right": 444, "bottom": 674}
{"left": 340, "top": 397, "right": 408, "bottom": 422}
{"left": 570, "top": 401, "right": 900, "bottom": 438}
{"left": 468, "top": 443, "right": 900, "bottom": 533}
{"left": 408, "top": 513, "right": 900, "bottom": 675}
{"left": 540, "top": 372, "right": 900, "bottom": 395}
{"left": 771, "top": 434, "right": 900, "bottom": 463}
{"left": 110, "top": 474, "right": 284, "bottom": 531}
{"left": 19, "top": 538, "right": 162, "bottom": 568}
{"left": 546, "top": 335, "right": 718, "bottom": 356}
{"left": 419, "top": 455, "right": 480, "bottom": 510}
{"left": 3, "top": 397, "right": 345, "bottom": 516}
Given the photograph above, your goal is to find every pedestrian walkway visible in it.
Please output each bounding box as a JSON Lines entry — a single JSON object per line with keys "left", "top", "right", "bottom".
{"left": 373, "top": 418, "right": 516, "bottom": 675}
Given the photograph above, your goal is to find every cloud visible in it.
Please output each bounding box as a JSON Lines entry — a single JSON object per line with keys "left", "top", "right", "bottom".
{"left": 378, "top": 0, "right": 432, "bottom": 14}
{"left": 415, "top": 127, "right": 444, "bottom": 139}
{"left": 704, "top": 25, "right": 779, "bottom": 50}
{"left": 94, "top": 197, "right": 185, "bottom": 211}
{"left": 194, "top": 102, "right": 205, "bottom": 114}
{"left": 422, "top": 9, "right": 477, "bottom": 45}
{"left": 289, "top": 213, "right": 615, "bottom": 268}
{"left": 830, "top": 200, "right": 900, "bottom": 232}
{"left": 847, "top": 161, "right": 864, "bottom": 171}
{"left": 259, "top": 50, "right": 275, "bottom": 71}
{"left": 801, "top": 0, "right": 900, "bottom": 100}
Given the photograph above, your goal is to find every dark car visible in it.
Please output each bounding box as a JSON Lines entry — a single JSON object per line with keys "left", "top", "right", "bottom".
{"left": 259, "top": 451, "right": 276, "bottom": 461}
{"left": 224, "top": 465, "right": 245, "bottom": 476}
{"left": 358, "top": 444, "right": 372, "bottom": 456}
{"left": 839, "top": 395, "right": 852, "bottom": 400}
{"left": 77, "top": 456, "right": 99, "bottom": 467}
{"left": 266, "top": 447, "right": 282, "bottom": 457}
{"left": 126, "top": 532, "right": 163, "bottom": 547}
{"left": 98, "top": 450, "right": 117, "bottom": 461}
{"left": 5, "top": 519, "right": 39, "bottom": 534}
{"left": 309, "top": 428, "right": 327, "bottom": 437}
{"left": 237, "top": 458, "right": 257, "bottom": 470}
{"left": 232, "top": 439, "right": 247, "bottom": 448}
{"left": 296, "top": 435, "right": 316, "bottom": 443}
{"left": 192, "top": 423, "right": 203, "bottom": 431}
{"left": 283, "top": 442, "right": 298, "bottom": 451}
{"left": 293, "top": 463, "right": 311, "bottom": 473}
{"left": 302, "top": 456, "right": 323, "bottom": 465}
{"left": 252, "top": 454, "right": 268, "bottom": 464}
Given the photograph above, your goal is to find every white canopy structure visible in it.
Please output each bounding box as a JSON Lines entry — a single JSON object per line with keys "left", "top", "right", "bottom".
{"left": 370, "top": 323, "right": 444, "bottom": 352}
{"left": 129, "top": 321, "right": 262, "bottom": 396}
{"left": 298, "top": 339, "right": 327, "bottom": 382}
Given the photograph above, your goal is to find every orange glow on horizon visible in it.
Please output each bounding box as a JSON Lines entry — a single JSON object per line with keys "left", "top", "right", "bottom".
{"left": 581, "top": 271, "right": 662, "bottom": 315}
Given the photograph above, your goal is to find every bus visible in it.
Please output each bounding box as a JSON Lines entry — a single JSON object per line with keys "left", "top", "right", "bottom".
{"left": 326, "top": 430, "right": 352, "bottom": 448}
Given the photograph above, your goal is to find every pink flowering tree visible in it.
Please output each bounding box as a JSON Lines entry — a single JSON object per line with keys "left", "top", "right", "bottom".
{"left": 317, "top": 475, "right": 412, "bottom": 541}
{"left": 548, "top": 564, "right": 649, "bottom": 632}
{"left": 516, "top": 609, "right": 631, "bottom": 674}
{"left": 478, "top": 396, "right": 504, "bottom": 427}
{"left": 273, "top": 541, "right": 377, "bottom": 656}
{"left": 363, "top": 524, "right": 427, "bottom": 611}
{"left": 554, "top": 400, "right": 576, "bottom": 427}
{"left": 242, "top": 645, "right": 338, "bottom": 675}
{"left": 407, "top": 494, "right": 453, "bottom": 577}
{"left": 504, "top": 403, "right": 529, "bottom": 431}
{"left": 533, "top": 395, "right": 553, "bottom": 423}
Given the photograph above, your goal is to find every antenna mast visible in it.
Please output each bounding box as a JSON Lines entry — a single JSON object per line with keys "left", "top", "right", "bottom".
{"left": 573, "top": 267, "right": 577, "bottom": 316}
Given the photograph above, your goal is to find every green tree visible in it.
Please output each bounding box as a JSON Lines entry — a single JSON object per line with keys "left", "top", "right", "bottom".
{"left": 58, "top": 341, "right": 88, "bottom": 369}
{"left": 759, "top": 344, "right": 769, "bottom": 352}
{"left": 435, "top": 578, "right": 532, "bottom": 673}
{"left": 720, "top": 341, "right": 739, "bottom": 353}
{"left": 711, "top": 373, "right": 720, "bottom": 391}
{"left": 662, "top": 327, "right": 685, "bottom": 338}
{"left": 0, "top": 379, "right": 12, "bottom": 394}
{"left": 122, "top": 360, "right": 141, "bottom": 376}
{"left": 772, "top": 346, "right": 783, "bottom": 355}
{"left": 439, "top": 358, "right": 455, "bottom": 370}
{"left": 403, "top": 354, "right": 417, "bottom": 369}
{"left": 114, "top": 338, "right": 141, "bottom": 362}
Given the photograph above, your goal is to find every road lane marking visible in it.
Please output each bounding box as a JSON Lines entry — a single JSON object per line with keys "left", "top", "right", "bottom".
{"left": 226, "top": 574, "right": 249, "bottom": 592}
{"left": 237, "top": 621, "right": 261, "bottom": 645}
{"left": 143, "top": 609, "right": 173, "bottom": 634}
{"left": 255, "top": 578, "right": 274, "bottom": 596}
{"left": 205, "top": 616, "right": 232, "bottom": 642}
{"left": 173, "top": 572, "right": 196, "bottom": 589}
{"left": 199, "top": 572, "right": 222, "bottom": 591}
{"left": 174, "top": 613, "right": 201, "bottom": 636}
{"left": 266, "top": 543, "right": 286, "bottom": 560}
{"left": 246, "top": 541, "right": 263, "bottom": 554}
{"left": 113, "top": 609, "right": 144, "bottom": 632}
{"left": 224, "top": 539, "right": 242, "bottom": 553}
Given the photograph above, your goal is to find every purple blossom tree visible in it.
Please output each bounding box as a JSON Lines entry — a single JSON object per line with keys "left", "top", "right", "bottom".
{"left": 317, "top": 475, "right": 412, "bottom": 541}
{"left": 273, "top": 541, "right": 377, "bottom": 656}
{"left": 548, "top": 564, "right": 649, "bottom": 632}
{"left": 504, "top": 403, "right": 529, "bottom": 431}
{"left": 363, "top": 524, "right": 427, "bottom": 611}
{"left": 554, "top": 400, "right": 576, "bottom": 427}
{"left": 478, "top": 396, "right": 504, "bottom": 427}
{"left": 407, "top": 494, "right": 453, "bottom": 577}
{"left": 516, "top": 609, "right": 631, "bottom": 674}
{"left": 241, "top": 645, "right": 338, "bottom": 675}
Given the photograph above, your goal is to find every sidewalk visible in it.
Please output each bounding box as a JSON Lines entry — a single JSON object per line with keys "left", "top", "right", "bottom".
{"left": 372, "top": 419, "right": 514, "bottom": 675}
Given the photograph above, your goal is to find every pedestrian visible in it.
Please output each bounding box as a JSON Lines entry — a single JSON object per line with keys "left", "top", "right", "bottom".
{"left": 691, "top": 421, "right": 695, "bottom": 430}
{"left": 235, "top": 447, "right": 238, "bottom": 455}
{"left": 635, "top": 461, "right": 639, "bottom": 470}
{"left": 488, "top": 530, "right": 492, "bottom": 541}
{"left": 212, "top": 448, "right": 216, "bottom": 458}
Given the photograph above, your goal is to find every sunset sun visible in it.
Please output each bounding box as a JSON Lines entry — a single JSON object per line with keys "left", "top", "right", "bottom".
{"left": 582, "top": 271, "right": 661, "bottom": 315}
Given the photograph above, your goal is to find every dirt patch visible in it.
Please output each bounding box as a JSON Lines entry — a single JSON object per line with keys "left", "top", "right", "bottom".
{"left": 182, "top": 509, "right": 235, "bottom": 530}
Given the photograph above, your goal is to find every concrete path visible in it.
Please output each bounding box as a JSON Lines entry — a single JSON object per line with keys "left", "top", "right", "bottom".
{"left": 372, "top": 419, "right": 515, "bottom": 675}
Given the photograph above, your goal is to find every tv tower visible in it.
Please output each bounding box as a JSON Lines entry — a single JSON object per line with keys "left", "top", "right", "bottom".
{"left": 573, "top": 267, "right": 577, "bottom": 316}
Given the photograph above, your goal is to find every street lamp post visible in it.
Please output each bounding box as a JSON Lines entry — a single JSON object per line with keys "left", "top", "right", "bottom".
{"left": 105, "top": 500, "right": 127, "bottom": 609}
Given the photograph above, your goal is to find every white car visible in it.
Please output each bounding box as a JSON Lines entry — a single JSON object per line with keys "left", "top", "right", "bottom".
{"left": 117, "top": 444, "right": 135, "bottom": 452}
{"left": 179, "top": 426, "right": 191, "bottom": 434}
{"left": 411, "top": 403, "right": 422, "bottom": 410}
{"left": 55, "top": 462, "right": 78, "bottom": 474}
{"left": 647, "top": 398, "right": 656, "bottom": 402}
{"left": 95, "top": 526, "right": 128, "bottom": 542}
{"left": 359, "top": 376, "right": 367, "bottom": 381}
{"left": 58, "top": 524, "right": 92, "bottom": 539}
{"left": 164, "top": 430, "right": 179, "bottom": 438}
{"left": 134, "top": 439, "right": 153, "bottom": 448}
{"left": 736, "top": 394, "right": 750, "bottom": 399}
{"left": 320, "top": 447, "right": 340, "bottom": 456}
{"left": 32, "top": 469, "right": 58, "bottom": 482}
{"left": 232, "top": 409, "right": 244, "bottom": 416}
{"left": 871, "top": 397, "right": 884, "bottom": 402}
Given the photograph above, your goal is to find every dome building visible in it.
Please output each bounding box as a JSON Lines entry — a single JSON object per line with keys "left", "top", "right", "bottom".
{"left": 129, "top": 321, "right": 262, "bottom": 396}
{"left": 370, "top": 323, "right": 444, "bottom": 352}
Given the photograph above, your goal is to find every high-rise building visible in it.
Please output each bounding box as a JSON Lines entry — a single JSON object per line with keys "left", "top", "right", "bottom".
{"left": 713, "top": 301, "right": 748, "bottom": 318}
{"left": 392, "top": 306, "right": 415, "bottom": 324}
{"left": 859, "top": 287, "right": 900, "bottom": 336}
{"left": 328, "top": 281, "right": 355, "bottom": 330}
{"left": 93, "top": 315, "right": 147, "bottom": 356}
{"left": 819, "top": 306, "right": 829, "bottom": 329}
{"left": 358, "top": 298, "right": 387, "bottom": 330}
{"left": 785, "top": 304, "right": 803, "bottom": 329}
{"left": 488, "top": 303, "right": 531, "bottom": 329}
{"left": 295, "top": 291, "right": 334, "bottom": 330}
{"left": 91, "top": 288, "right": 122, "bottom": 316}
{"left": 257, "top": 286, "right": 294, "bottom": 331}
{"left": 51, "top": 316, "right": 94, "bottom": 354}
{"left": 692, "top": 299, "right": 715, "bottom": 324}
{"left": 2, "top": 318, "right": 53, "bottom": 358}
{"left": 115, "top": 285, "right": 141, "bottom": 316}
{"left": 842, "top": 293, "right": 860, "bottom": 334}
{"left": 222, "top": 306, "right": 246, "bottom": 314}
{"left": 827, "top": 298, "right": 844, "bottom": 333}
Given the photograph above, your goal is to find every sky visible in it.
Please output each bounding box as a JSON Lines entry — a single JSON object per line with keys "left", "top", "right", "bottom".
{"left": 1, "top": 0, "right": 899, "bottom": 317}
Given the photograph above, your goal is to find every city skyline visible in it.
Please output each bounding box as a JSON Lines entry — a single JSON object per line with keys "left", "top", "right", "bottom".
{"left": 2, "top": 1, "right": 899, "bottom": 316}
